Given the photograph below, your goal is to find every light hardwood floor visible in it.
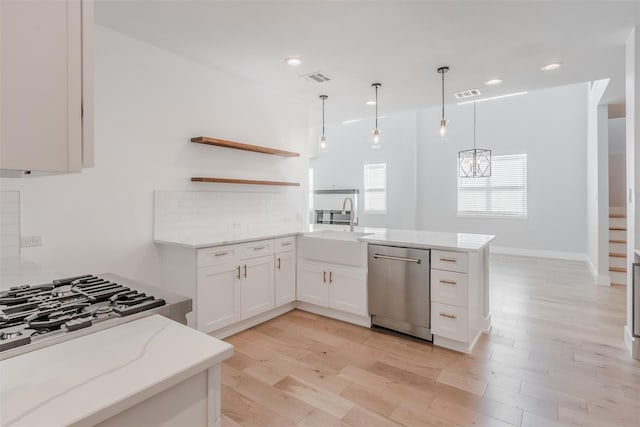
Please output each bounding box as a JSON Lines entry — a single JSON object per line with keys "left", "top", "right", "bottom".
{"left": 220, "top": 254, "right": 640, "bottom": 427}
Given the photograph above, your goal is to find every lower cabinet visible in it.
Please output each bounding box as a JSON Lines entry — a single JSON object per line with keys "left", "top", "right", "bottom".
{"left": 297, "top": 260, "right": 367, "bottom": 316}
{"left": 241, "top": 255, "right": 275, "bottom": 319}
{"left": 275, "top": 250, "right": 296, "bottom": 306}
{"left": 196, "top": 262, "right": 241, "bottom": 332}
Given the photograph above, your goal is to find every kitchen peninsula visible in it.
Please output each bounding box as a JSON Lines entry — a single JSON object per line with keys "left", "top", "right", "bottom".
{"left": 155, "top": 225, "right": 494, "bottom": 353}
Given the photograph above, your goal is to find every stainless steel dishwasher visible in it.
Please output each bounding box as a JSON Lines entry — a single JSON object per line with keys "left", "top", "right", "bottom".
{"left": 367, "top": 244, "right": 431, "bottom": 340}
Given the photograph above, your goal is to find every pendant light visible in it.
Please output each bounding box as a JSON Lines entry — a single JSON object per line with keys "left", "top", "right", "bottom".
{"left": 319, "top": 95, "right": 328, "bottom": 152}
{"left": 371, "top": 83, "right": 382, "bottom": 148}
{"left": 458, "top": 101, "right": 491, "bottom": 178}
{"left": 437, "top": 66, "right": 449, "bottom": 140}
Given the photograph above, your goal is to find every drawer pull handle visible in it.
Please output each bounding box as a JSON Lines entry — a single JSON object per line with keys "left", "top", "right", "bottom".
{"left": 280, "top": 242, "right": 292, "bottom": 246}
{"left": 440, "top": 258, "right": 457, "bottom": 263}
{"left": 439, "top": 312, "right": 457, "bottom": 319}
{"left": 236, "top": 266, "right": 241, "bottom": 279}
{"left": 214, "top": 252, "right": 229, "bottom": 257}
{"left": 253, "top": 246, "right": 267, "bottom": 251}
{"left": 439, "top": 280, "right": 457, "bottom": 285}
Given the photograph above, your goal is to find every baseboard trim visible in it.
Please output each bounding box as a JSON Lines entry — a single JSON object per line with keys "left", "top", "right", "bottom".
{"left": 210, "top": 303, "right": 296, "bottom": 339}
{"left": 490, "top": 246, "right": 588, "bottom": 262}
{"left": 624, "top": 325, "right": 640, "bottom": 360}
{"left": 295, "top": 302, "right": 371, "bottom": 328}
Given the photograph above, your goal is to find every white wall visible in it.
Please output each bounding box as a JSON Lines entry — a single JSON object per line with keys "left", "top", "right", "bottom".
{"left": 609, "top": 118, "right": 626, "bottom": 207}
{"left": 417, "top": 83, "right": 589, "bottom": 258}
{"left": 309, "top": 111, "right": 418, "bottom": 229}
{"left": 0, "top": 26, "right": 308, "bottom": 285}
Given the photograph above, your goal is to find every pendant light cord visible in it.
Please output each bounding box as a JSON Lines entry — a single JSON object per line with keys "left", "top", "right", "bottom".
{"left": 322, "top": 97, "right": 325, "bottom": 136}
{"left": 375, "top": 85, "right": 379, "bottom": 129}
{"left": 441, "top": 71, "right": 445, "bottom": 121}
{"left": 473, "top": 102, "right": 476, "bottom": 150}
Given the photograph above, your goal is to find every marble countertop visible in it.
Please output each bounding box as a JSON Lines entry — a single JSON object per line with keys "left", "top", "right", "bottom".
{"left": 360, "top": 229, "right": 495, "bottom": 252}
{"left": 154, "top": 224, "right": 495, "bottom": 251}
{"left": 0, "top": 314, "right": 233, "bottom": 427}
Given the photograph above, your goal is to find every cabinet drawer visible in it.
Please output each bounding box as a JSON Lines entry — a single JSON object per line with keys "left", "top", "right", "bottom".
{"left": 239, "top": 239, "right": 274, "bottom": 258}
{"left": 431, "top": 270, "right": 468, "bottom": 308}
{"left": 432, "top": 302, "right": 468, "bottom": 342}
{"left": 197, "top": 245, "right": 238, "bottom": 268}
{"left": 275, "top": 236, "right": 296, "bottom": 253}
{"left": 431, "top": 250, "right": 468, "bottom": 273}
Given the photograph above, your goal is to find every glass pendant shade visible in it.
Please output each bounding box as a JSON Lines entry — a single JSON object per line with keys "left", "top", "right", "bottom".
{"left": 440, "top": 119, "right": 447, "bottom": 139}
{"left": 458, "top": 148, "right": 491, "bottom": 177}
{"left": 319, "top": 134, "right": 327, "bottom": 152}
{"left": 372, "top": 128, "right": 381, "bottom": 149}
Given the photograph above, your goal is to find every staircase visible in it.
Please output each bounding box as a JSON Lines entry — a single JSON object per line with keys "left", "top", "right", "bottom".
{"left": 609, "top": 207, "right": 627, "bottom": 285}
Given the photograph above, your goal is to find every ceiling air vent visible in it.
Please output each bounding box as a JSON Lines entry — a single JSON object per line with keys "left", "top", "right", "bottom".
{"left": 301, "top": 72, "right": 331, "bottom": 84}
{"left": 454, "top": 89, "right": 481, "bottom": 99}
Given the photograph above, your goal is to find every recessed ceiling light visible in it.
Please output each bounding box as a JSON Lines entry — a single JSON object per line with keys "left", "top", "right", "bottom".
{"left": 285, "top": 57, "right": 302, "bottom": 66}
{"left": 541, "top": 63, "right": 561, "bottom": 71}
{"left": 485, "top": 79, "right": 503, "bottom": 86}
{"left": 366, "top": 100, "right": 376, "bottom": 106}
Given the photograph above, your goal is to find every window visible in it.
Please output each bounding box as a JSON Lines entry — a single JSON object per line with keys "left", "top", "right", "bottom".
{"left": 364, "top": 163, "right": 387, "bottom": 213}
{"left": 457, "top": 154, "right": 527, "bottom": 218}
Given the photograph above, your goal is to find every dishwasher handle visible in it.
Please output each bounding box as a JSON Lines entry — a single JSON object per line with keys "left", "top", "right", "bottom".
{"left": 372, "top": 253, "right": 421, "bottom": 264}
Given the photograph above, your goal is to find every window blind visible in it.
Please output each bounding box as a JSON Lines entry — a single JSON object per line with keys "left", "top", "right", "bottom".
{"left": 457, "top": 154, "right": 528, "bottom": 218}
{"left": 364, "top": 163, "right": 387, "bottom": 212}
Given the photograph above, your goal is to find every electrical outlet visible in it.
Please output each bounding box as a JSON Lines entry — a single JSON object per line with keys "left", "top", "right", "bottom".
{"left": 21, "top": 235, "right": 42, "bottom": 248}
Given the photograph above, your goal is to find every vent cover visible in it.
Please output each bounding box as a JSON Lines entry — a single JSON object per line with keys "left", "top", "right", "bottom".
{"left": 301, "top": 72, "right": 331, "bottom": 84}
{"left": 454, "top": 89, "right": 481, "bottom": 99}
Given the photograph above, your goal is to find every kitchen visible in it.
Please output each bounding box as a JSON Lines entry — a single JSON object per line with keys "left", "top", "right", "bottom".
{"left": 1, "top": 1, "right": 640, "bottom": 426}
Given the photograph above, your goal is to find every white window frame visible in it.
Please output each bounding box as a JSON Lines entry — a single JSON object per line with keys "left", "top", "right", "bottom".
{"left": 457, "top": 154, "right": 528, "bottom": 219}
{"left": 364, "top": 163, "right": 387, "bottom": 214}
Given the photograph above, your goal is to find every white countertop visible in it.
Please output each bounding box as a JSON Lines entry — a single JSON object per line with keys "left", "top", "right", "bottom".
{"left": 154, "top": 224, "right": 494, "bottom": 252}
{"left": 0, "top": 315, "right": 233, "bottom": 427}
{"left": 360, "top": 228, "right": 495, "bottom": 252}
{"left": 154, "top": 227, "right": 304, "bottom": 249}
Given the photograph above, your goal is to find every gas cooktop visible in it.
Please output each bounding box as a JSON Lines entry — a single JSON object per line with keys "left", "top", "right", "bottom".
{"left": 0, "top": 273, "right": 191, "bottom": 359}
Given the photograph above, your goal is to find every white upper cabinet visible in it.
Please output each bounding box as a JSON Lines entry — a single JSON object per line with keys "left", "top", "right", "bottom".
{"left": 1, "top": 0, "right": 94, "bottom": 175}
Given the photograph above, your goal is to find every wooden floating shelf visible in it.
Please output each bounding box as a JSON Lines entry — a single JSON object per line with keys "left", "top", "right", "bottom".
{"left": 191, "top": 177, "right": 300, "bottom": 187}
{"left": 191, "top": 136, "right": 300, "bottom": 158}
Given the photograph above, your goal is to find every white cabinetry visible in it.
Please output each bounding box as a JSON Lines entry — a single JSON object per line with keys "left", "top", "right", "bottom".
{"left": 297, "top": 258, "right": 368, "bottom": 323}
{"left": 275, "top": 237, "right": 296, "bottom": 306}
{"left": 431, "top": 248, "right": 489, "bottom": 353}
{"left": 1, "top": 0, "right": 94, "bottom": 174}
{"left": 195, "top": 240, "right": 276, "bottom": 334}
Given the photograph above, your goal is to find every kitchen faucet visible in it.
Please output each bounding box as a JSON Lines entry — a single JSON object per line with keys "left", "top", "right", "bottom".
{"left": 342, "top": 197, "right": 355, "bottom": 232}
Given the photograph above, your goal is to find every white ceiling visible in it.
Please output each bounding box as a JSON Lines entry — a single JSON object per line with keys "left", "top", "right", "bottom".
{"left": 96, "top": 0, "right": 640, "bottom": 123}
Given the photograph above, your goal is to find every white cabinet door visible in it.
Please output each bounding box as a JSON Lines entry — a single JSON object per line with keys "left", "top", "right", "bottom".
{"left": 328, "top": 266, "right": 367, "bottom": 316}
{"left": 1, "top": 0, "right": 93, "bottom": 173}
{"left": 275, "top": 251, "right": 296, "bottom": 306}
{"left": 297, "top": 261, "right": 329, "bottom": 307}
{"left": 196, "top": 262, "right": 241, "bottom": 333}
{"left": 241, "top": 255, "right": 275, "bottom": 319}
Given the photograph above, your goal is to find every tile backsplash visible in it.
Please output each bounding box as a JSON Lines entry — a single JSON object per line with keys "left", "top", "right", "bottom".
{"left": 0, "top": 191, "right": 20, "bottom": 258}
{"left": 154, "top": 190, "right": 306, "bottom": 239}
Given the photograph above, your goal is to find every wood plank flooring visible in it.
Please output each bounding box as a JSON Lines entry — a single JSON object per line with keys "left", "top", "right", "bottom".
{"left": 220, "top": 254, "right": 640, "bottom": 426}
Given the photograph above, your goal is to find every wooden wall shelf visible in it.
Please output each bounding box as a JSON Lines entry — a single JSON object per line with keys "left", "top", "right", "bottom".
{"left": 191, "top": 177, "right": 300, "bottom": 187}
{"left": 191, "top": 137, "right": 300, "bottom": 158}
